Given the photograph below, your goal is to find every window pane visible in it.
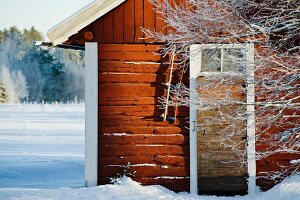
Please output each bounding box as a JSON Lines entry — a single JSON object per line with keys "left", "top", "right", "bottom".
{"left": 201, "top": 49, "right": 221, "bottom": 72}
{"left": 223, "top": 48, "right": 245, "bottom": 73}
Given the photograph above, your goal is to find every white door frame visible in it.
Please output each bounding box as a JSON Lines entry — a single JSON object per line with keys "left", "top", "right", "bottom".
{"left": 189, "top": 43, "right": 255, "bottom": 194}
{"left": 85, "top": 42, "right": 98, "bottom": 187}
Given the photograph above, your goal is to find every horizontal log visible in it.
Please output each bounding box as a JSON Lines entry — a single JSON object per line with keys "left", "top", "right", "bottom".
{"left": 100, "top": 126, "right": 189, "bottom": 135}
{"left": 99, "top": 134, "right": 187, "bottom": 145}
{"left": 98, "top": 116, "right": 188, "bottom": 127}
{"left": 99, "top": 97, "right": 157, "bottom": 106}
{"left": 136, "top": 177, "right": 189, "bottom": 192}
{"left": 99, "top": 155, "right": 188, "bottom": 166}
{"left": 256, "top": 165, "right": 283, "bottom": 172}
{"left": 98, "top": 105, "right": 189, "bottom": 117}
{"left": 98, "top": 44, "right": 162, "bottom": 52}
{"left": 99, "top": 51, "right": 164, "bottom": 62}
{"left": 98, "top": 73, "right": 188, "bottom": 84}
{"left": 98, "top": 61, "right": 181, "bottom": 74}
{"left": 256, "top": 153, "right": 300, "bottom": 163}
{"left": 99, "top": 73, "right": 167, "bottom": 83}
{"left": 99, "top": 83, "right": 163, "bottom": 97}
{"left": 153, "top": 155, "right": 188, "bottom": 166}
{"left": 98, "top": 165, "right": 188, "bottom": 177}
{"left": 98, "top": 144, "right": 189, "bottom": 156}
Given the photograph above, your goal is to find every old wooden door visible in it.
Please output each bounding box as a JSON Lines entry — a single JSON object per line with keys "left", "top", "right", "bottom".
{"left": 189, "top": 44, "right": 255, "bottom": 195}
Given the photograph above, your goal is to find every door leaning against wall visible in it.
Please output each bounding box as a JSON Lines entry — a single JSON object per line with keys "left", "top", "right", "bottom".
{"left": 189, "top": 44, "right": 255, "bottom": 196}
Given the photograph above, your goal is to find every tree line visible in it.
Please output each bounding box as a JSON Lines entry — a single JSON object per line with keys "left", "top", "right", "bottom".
{"left": 0, "top": 26, "right": 85, "bottom": 103}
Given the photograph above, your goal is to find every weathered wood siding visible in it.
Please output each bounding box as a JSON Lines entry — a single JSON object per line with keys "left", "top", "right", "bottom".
{"left": 196, "top": 76, "right": 248, "bottom": 195}
{"left": 97, "top": 44, "right": 189, "bottom": 191}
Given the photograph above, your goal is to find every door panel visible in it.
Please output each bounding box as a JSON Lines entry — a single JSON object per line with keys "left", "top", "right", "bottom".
{"left": 197, "top": 75, "right": 248, "bottom": 195}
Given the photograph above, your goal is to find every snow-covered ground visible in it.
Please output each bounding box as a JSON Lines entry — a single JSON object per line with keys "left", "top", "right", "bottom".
{"left": 1, "top": 175, "right": 300, "bottom": 200}
{"left": 0, "top": 104, "right": 299, "bottom": 200}
{"left": 0, "top": 104, "right": 85, "bottom": 189}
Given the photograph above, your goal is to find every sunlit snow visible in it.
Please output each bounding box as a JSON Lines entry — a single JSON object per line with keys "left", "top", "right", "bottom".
{"left": 0, "top": 104, "right": 85, "bottom": 189}
{"left": 0, "top": 104, "right": 299, "bottom": 200}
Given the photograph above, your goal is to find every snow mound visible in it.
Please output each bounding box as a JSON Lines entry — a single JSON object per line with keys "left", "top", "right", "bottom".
{"left": 0, "top": 175, "right": 300, "bottom": 200}
{"left": 258, "top": 174, "right": 300, "bottom": 200}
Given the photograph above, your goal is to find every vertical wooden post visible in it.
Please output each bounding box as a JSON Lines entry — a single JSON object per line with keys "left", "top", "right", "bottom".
{"left": 189, "top": 45, "right": 201, "bottom": 194}
{"left": 85, "top": 42, "right": 98, "bottom": 187}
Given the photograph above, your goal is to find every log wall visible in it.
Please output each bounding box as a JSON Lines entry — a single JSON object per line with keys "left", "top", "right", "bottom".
{"left": 97, "top": 44, "right": 190, "bottom": 192}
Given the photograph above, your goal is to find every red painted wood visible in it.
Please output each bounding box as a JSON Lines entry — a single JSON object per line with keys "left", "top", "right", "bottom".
{"left": 99, "top": 155, "right": 188, "bottom": 166}
{"left": 99, "top": 134, "right": 187, "bottom": 145}
{"left": 102, "top": 12, "right": 113, "bottom": 43}
{"left": 113, "top": 5, "right": 124, "bottom": 43}
{"left": 93, "top": 18, "right": 104, "bottom": 43}
{"left": 124, "top": 0, "right": 135, "bottom": 43}
{"left": 143, "top": 0, "right": 156, "bottom": 43}
{"left": 135, "top": 0, "right": 144, "bottom": 43}
{"left": 98, "top": 144, "right": 189, "bottom": 156}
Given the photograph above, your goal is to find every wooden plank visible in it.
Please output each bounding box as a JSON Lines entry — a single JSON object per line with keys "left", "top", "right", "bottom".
{"left": 134, "top": 177, "right": 189, "bottom": 191}
{"left": 99, "top": 155, "right": 188, "bottom": 166}
{"left": 98, "top": 73, "right": 167, "bottom": 83}
{"left": 100, "top": 126, "right": 189, "bottom": 135}
{"left": 98, "top": 83, "right": 163, "bottom": 97}
{"left": 98, "top": 165, "right": 188, "bottom": 177}
{"left": 99, "top": 44, "right": 161, "bottom": 52}
{"left": 98, "top": 144, "right": 189, "bottom": 156}
{"left": 98, "top": 51, "right": 163, "bottom": 61}
{"left": 99, "top": 97, "right": 158, "bottom": 106}
{"left": 198, "top": 168, "right": 247, "bottom": 176}
{"left": 153, "top": 155, "right": 188, "bottom": 166}
{"left": 98, "top": 115, "right": 188, "bottom": 127}
{"left": 93, "top": 18, "right": 104, "bottom": 43}
{"left": 99, "top": 134, "right": 186, "bottom": 145}
{"left": 135, "top": 0, "right": 144, "bottom": 43}
{"left": 113, "top": 4, "right": 124, "bottom": 43}
{"left": 103, "top": 12, "right": 114, "bottom": 43}
{"left": 99, "top": 71, "right": 186, "bottom": 84}
{"left": 123, "top": 0, "right": 135, "bottom": 43}
{"left": 98, "top": 105, "right": 189, "bottom": 117}
{"left": 144, "top": 0, "right": 156, "bottom": 43}
{"left": 98, "top": 61, "right": 176, "bottom": 74}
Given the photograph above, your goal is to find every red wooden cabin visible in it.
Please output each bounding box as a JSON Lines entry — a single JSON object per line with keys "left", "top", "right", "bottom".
{"left": 46, "top": 0, "right": 299, "bottom": 196}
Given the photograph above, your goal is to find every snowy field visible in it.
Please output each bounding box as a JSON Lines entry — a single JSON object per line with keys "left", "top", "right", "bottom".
{"left": 0, "top": 104, "right": 85, "bottom": 189}
{"left": 0, "top": 104, "right": 299, "bottom": 200}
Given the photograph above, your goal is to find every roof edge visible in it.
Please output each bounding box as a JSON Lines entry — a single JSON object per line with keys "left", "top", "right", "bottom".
{"left": 47, "top": 0, "right": 126, "bottom": 46}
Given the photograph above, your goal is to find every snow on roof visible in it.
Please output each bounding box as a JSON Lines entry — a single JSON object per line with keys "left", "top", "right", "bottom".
{"left": 47, "top": 0, "right": 126, "bottom": 46}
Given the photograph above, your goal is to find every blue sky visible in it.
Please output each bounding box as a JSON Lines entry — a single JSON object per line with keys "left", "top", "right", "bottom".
{"left": 0, "top": 0, "right": 94, "bottom": 36}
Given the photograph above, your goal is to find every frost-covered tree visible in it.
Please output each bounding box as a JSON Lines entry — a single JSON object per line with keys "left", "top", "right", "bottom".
{"left": 0, "top": 26, "right": 85, "bottom": 103}
{"left": 0, "top": 65, "right": 28, "bottom": 103}
{"left": 143, "top": 0, "right": 299, "bottom": 186}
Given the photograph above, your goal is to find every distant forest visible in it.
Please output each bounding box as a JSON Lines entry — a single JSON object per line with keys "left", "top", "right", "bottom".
{"left": 0, "top": 27, "right": 84, "bottom": 103}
